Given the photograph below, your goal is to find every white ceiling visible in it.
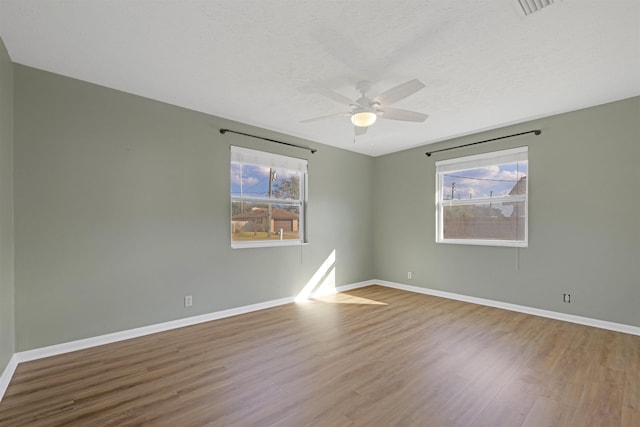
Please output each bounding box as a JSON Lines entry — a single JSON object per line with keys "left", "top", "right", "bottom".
{"left": 0, "top": 1, "right": 638, "bottom": 157}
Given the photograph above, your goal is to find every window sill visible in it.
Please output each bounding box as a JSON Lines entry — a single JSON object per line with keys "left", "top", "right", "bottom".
{"left": 436, "top": 239, "right": 527, "bottom": 248}
{"left": 231, "top": 240, "right": 308, "bottom": 249}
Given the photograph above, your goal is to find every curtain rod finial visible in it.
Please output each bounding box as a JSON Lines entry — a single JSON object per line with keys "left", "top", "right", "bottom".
{"left": 219, "top": 129, "right": 227, "bottom": 134}
{"left": 534, "top": 130, "right": 541, "bottom": 135}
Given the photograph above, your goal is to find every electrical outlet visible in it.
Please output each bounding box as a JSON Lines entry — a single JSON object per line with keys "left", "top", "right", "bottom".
{"left": 407, "top": 271, "right": 412, "bottom": 279}
{"left": 563, "top": 293, "right": 571, "bottom": 303}
{"left": 185, "top": 295, "right": 193, "bottom": 307}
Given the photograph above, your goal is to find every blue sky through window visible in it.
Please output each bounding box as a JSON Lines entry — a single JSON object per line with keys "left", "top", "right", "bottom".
{"left": 231, "top": 163, "right": 301, "bottom": 199}
{"left": 442, "top": 162, "right": 527, "bottom": 200}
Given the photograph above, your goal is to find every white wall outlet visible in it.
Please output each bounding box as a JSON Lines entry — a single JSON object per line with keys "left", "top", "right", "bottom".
{"left": 185, "top": 295, "right": 193, "bottom": 307}
{"left": 407, "top": 272, "right": 412, "bottom": 279}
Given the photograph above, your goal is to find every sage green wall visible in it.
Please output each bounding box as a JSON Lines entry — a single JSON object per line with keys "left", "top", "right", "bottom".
{"left": 13, "top": 65, "right": 374, "bottom": 351}
{"left": 9, "top": 61, "right": 640, "bottom": 353}
{"left": 0, "top": 36, "right": 14, "bottom": 371}
{"left": 373, "top": 96, "right": 640, "bottom": 327}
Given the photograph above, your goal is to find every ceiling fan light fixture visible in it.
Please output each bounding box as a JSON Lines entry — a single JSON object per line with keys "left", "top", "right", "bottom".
{"left": 351, "top": 111, "right": 377, "bottom": 127}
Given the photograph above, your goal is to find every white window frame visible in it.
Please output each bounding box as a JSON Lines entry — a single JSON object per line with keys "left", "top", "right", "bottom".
{"left": 230, "top": 146, "right": 307, "bottom": 249}
{"left": 435, "top": 146, "right": 528, "bottom": 247}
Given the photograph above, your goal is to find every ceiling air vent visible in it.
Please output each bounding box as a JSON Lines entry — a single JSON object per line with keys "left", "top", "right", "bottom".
{"left": 517, "top": 0, "right": 560, "bottom": 16}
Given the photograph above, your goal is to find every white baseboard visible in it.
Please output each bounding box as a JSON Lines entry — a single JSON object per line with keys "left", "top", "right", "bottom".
{"left": 334, "top": 280, "right": 375, "bottom": 293}
{"left": 2, "top": 278, "right": 638, "bottom": 402}
{"left": 12, "top": 282, "right": 374, "bottom": 365}
{"left": 15, "top": 295, "right": 297, "bottom": 364}
{"left": 374, "top": 280, "right": 640, "bottom": 337}
{"left": 0, "top": 354, "right": 18, "bottom": 402}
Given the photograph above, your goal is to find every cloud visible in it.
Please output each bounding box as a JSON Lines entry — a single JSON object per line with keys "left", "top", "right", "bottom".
{"left": 231, "top": 163, "right": 301, "bottom": 188}
{"left": 443, "top": 163, "right": 527, "bottom": 199}
{"left": 230, "top": 163, "right": 261, "bottom": 187}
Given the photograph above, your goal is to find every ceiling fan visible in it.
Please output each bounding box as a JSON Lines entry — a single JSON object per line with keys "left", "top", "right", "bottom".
{"left": 301, "top": 79, "right": 429, "bottom": 136}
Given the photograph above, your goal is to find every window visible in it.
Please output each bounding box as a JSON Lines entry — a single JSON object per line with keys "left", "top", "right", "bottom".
{"left": 230, "top": 146, "right": 307, "bottom": 248}
{"left": 435, "top": 146, "right": 528, "bottom": 247}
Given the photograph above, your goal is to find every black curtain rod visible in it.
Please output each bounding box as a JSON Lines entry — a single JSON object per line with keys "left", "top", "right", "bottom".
{"left": 219, "top": 128, "right": 317, "bottom": 154}
{"left": 425, "top": 130, "right": 541, "bottom": 157}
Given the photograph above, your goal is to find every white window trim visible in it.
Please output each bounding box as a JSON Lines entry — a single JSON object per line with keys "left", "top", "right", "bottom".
{"left": 230, "top": 146, "right": 308, "bottom": 249}
{"left": 435, "top": 146, "right": 528, "bottom": 248}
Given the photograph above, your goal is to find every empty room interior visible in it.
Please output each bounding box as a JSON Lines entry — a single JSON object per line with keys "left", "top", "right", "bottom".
{"left": 0, "top": 1, "right": 639, "bottom": 426}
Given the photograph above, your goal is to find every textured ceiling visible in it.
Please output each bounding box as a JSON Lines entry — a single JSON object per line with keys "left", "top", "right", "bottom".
{"left": 0, "top": 0, "right": 638, "bottom": 156}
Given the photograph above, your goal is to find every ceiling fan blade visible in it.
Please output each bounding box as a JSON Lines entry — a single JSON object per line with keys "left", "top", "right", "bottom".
{"left": 300, "top": 112, "right": 351, "bottom": 123}
{"left": 373, "top": 79, "right": 425, "bottom": 106}
{"left": 315, "top": 88, "right": 355, "bottom": 106}
{"left": 379, "top": 107, "right": 429, "bottom": 122}
{"left": 354, "top": 125, "right": 368, "bottom": 136}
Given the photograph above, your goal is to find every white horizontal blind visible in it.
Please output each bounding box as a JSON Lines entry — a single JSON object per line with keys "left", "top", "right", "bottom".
{"left": 230, "top": 146, "right": 308, "bottom": 173}
{"left": 435, "top": 146, "right": 527, "bottom": 174}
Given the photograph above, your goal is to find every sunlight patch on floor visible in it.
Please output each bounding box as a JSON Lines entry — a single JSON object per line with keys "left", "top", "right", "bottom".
{"left": 313, "top": 293, "right": 388, "bottom": 305}
{"left": 295, "top": 250, "right": 387, "bottom": 305}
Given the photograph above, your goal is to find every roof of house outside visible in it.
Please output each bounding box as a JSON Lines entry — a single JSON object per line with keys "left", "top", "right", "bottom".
{"left": 509, "top": 176, "right": 527, "bottom": 196}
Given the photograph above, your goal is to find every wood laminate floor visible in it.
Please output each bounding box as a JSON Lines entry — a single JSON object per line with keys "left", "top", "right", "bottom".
{"left": 1, "top": 285, "right": 638, "bottom": 426}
